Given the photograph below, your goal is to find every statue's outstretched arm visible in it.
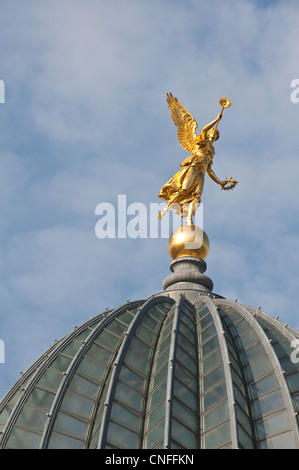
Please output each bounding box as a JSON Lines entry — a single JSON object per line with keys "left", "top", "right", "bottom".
{"left": 201, "top": 113, "right": 222, "bottom": 137}
{"left": 207, "top": 163, "right": 238, "bottom": 191}
{"left": 207, "top": 164, "right": 223, "bottom": 186}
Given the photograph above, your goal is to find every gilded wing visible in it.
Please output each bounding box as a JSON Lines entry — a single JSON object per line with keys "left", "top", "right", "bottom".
{"left": 167, "top": 92, "right": 199, "bottom": 154}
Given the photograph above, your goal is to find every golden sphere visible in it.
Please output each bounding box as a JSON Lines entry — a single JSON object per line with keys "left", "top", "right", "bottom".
{"left": 168, "top": 225, "right": 210, "bottom": 260}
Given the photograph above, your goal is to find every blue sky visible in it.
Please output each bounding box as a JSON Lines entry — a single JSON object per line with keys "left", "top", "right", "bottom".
{"left": 0, "top": 0, "right": 298, "bottom": 395}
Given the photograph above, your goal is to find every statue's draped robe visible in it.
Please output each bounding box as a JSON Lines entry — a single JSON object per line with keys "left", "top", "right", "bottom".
{"left": 159, "top": 139, "right": 214, "bottom": 215}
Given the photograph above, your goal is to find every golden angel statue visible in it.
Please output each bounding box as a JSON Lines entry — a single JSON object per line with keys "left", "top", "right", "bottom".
{"left": 158, "top": 93, "right": 238, "bottom": 225}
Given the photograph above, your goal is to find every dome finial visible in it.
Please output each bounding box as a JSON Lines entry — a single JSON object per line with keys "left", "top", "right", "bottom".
{"left": 168, "top": 224, "right": 209, "bottom": 260}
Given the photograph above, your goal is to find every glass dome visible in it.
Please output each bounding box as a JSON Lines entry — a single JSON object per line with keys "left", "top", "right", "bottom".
{"left": 0, "top": 256, "right": 299, "bottom": 449}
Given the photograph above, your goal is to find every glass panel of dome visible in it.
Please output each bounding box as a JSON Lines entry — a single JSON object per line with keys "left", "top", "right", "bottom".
{"left": 181, "top": 302, "right": 194, "bottom": 315}
{"left": 234, "top": 387, "right": 249, "bottom": 414}
{"left": 114, "top": 382, "right": 143, "bottom": 412}
{"left": 49, "top": 354, "right": 72, "bottom": 373}
{"left": 118, "top": 365, "right": 145, "bottom": 392}
{"left": 136, "top": 324, "right": 157, "bottom": 346}
{"left": 53, "top": 411, "right": 89, "bottom": 440}
{"left": 202, "top": 335, "right": 219, "bottom": 356}
{"left": 228, "top": 354, "right": 242, "bottom": 375}
{"left": 137, "top": 315, "right": 155, "bottom": 334}
{"left": 177, "top": 334, "right": 196, "bottom": 359}
{"left": 237, "top": 426, "right": 254, "bottom": 449}
{"left": 172, "top": 399, "right": 197, "bottom": 432}
{"left": 152, "top": 362, "right": 168, "bottom": 390}
{"left": 154, "top": 350, "right": 170, "bottom": 374}
{"left": 203, "top": 364, "right": 225, "bottom": 390}
{"left": 160, "top": 301, "right": 175, "bottom": 312}
{"left": 147, "top": 306, "right": 165, "bottom": 321}
{"left": 143, "top": 419, "right": 165, "bottom": 449}
{"left": 68, "top": 373, "right": 99, "bottom": 399}
{"left": 159, "top": 318, "right": 173, "bottom": 339}
{"left": 256, "top": 409, "right": 290, "bottom": 440}
{"left": 202, "top": 381, "right": 227, "bottom": 412}
{"left": 179, "top": 319, "right": 195, "bottom": 340}
{"left": 37, "top": 369, "right": 63, "bottom": 392}
{"left": 116, "top": 309, "right": 137, "bottom": 325}
{"left": 142, "top": 312, "right": 163, "bottom": 331}
{"left": 124, "top": 349, "right": 151, "bottom": 375}
{"left": 89, "top": 406, "right": 104, "bottom": 448}
{"left": 77, "top": 356, "right": 107, "bottom": 382}
{"left": 272, "top": 339, "right": 293, "bottom": 359}
{"left": 236, "top": 329, "right": 260, "bottom": 349}
{"left": 148, "top": 379, "right": 167, "bottom": 410}
{"left": 0, "top": 405, "right": 12, "bottom": 425}
{"left": 89, "top": 426, "right": 100, "bottom": 449}
{"left": 60, "top": 340, "right": 82, "bottom": 358}
{"left": 175, "top": 362, "right": 196, "bottom": 391}
{"left": 252, "top": 390, "right": 285, "bottom": 418}
{"left": 155, "top": 331, "right": 171, "bottom": 356}
{"left": 201, "top": 348, "right": 222, "bottom": 374}
{"left": 26, "top": 387, "right": 55, "bottom": 410}
{"left": 159, "top": 332, "right": 172, "bottom": 354}
{"left": 202, "top": 420, "right": 231, "bottom": 449}
{"left": 110, "top": 402, "right": 141, "bottom": 433}
{"left": 170, "top": 440, "right": 184, "bottom": 449}
{"left": 74, "top": 329, "right": 93, "bottom": 342}
{"left": 105, "top": 319, "right": 128, "bottom": 337}
{"left": 48, "top": 431, "right": 85, "bottom": 449}
{"left": 230, "top": 366, "right": 244, "bottom": 392}
{"left": 128, "top": 336, "right": 152, "bottom": 359}
{"left": 249, "top": 373, "right": 279, "bottom": 399}
{"left": 85, "top": 342, "right": 113, "bottom": 364}
{"left": 245, "top": 355, "right": 273, "bottom": 381}
{"left": 225, "top": 338, "right": 240, "bottom": 366}
{"left": 259, "top": 430, "right": 295, "bottom": 449}
{"left": 280, "top": 356, "right": 299, "bottom": 375}
{"left": 200, "top": 323, "right": 217, "bottom": 343}
{"left": 241, "top": 342, "right": 265, "bottom": 363}
{"left": 285, "top": 372, "right": 299, "bottom": 394}
{"left": 60, "top": 390, "right": 95, "bottom": 419}
{"left": 198, "top": 312, "right": 213, "bottom": 329}
{"left": 231, "top": 318, "right": 250, "bottom": 336}
{"left": 201, "top": 400, "right": 229, "bottom": 433}
{"left": 117, "top": 308, "right": 137, "bottom": 326}
{"left": 197, "top": 306, "right": 210, "bottom": 318}
{"left": 146, "top": 400, "right": 166, "bottom": 432}
{"left": 293, "top": 392, "right": 299, "bottom": 410}
{"left": 97, "top": 330, "right": 121, "bottom": 350}
{"left": 180, "top": 313, "right": 194, "bottom": 332}
{"left": 106, "top": 421, "right": 139, "bottom": 449}
{"left": 176, "top": 346, "right": 196, "bottom": 373}
{"left": 2, "top": 389, "right": 22, "bottom": 408}
{"left": 173, "top": 379, "right": 196, "bottom": 410}
{"left": 257, "top": 318, "right": 285, "bottom": 341}
{"left": 6, "top": 427, "right": 42, "bottom": 449}
{"left": 15, "top": 404, "right": 47, "bottom": 431}
{"left": 222, "top": 308, "right": 241, "bottom": 324}
{"left": 235, "top": 403, "right": 251, "bottom": 431}
{"left": 171, "top": 418, "right": 197, "bottom": 448}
